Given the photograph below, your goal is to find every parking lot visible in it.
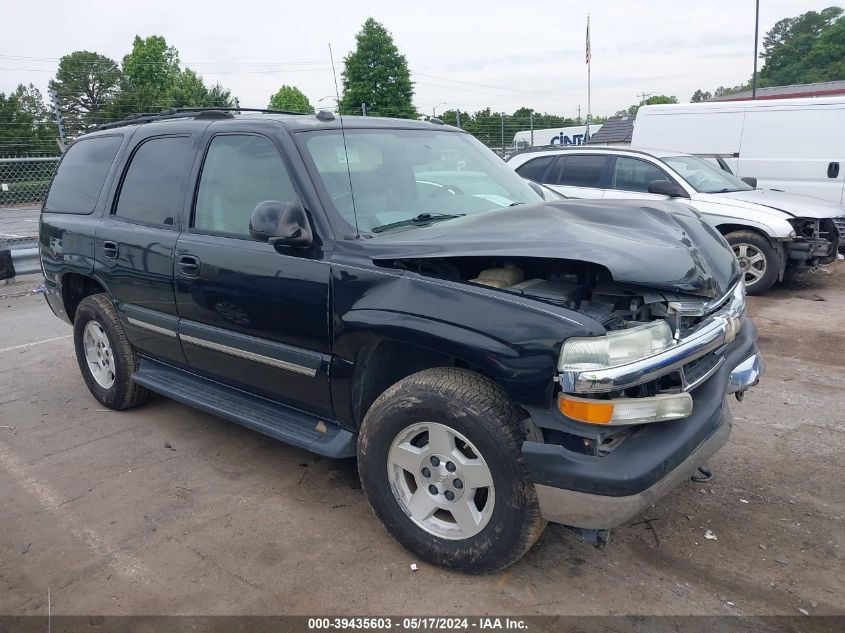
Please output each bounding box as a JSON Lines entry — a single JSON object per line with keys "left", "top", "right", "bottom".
{"left": 1, "top": 267, "right": 843, "bottom": 617}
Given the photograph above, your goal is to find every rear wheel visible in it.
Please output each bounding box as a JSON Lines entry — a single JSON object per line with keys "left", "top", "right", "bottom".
{"left": 725, "top": 230, "right": 778, "bottom": 295}
{"left": 73, "top": 294, "right": 149, "bottom": 410}
{"left": 357, "top": 368, "right": 546, "bottom": 573}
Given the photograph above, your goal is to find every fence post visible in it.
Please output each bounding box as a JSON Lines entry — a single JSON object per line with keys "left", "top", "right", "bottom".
{"left": 48, "top": 90, "right": 67, "bottom": 152}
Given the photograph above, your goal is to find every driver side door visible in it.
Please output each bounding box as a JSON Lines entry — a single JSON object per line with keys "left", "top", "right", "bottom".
{"left": 174, "top": 131, "right": 333, "bottom": 416}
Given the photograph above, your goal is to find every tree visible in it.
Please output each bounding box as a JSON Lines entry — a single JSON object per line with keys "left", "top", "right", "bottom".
{"left": 340, "top": 18, "right": 415, "bottom": 118}
{"left": 48, "top": 51, "right": 121, "bottom": 137}
{"left": 759, "top": 7, "right": 845, "bottom": 86}
{"left": 168, "top": 68, "right": 234, "bottom": 108}
{"left": 625, "top": 94, "right": 678, "bottom": 115}
{"left": 691, "top": 89, "right": 712, "bottom": 102}
{"left": 268, "top": 85, "right": 314, "bottom": 113}
{"left": 109, "top": 35, "right": 181, "bottom": 116}
{"left": 0, "top": 84, "right": 55, "bottom": 156}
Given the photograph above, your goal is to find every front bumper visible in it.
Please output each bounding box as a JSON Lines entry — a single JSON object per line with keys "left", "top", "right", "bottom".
{"left": 524, "top": 320, "right": 761, "bottom": 529}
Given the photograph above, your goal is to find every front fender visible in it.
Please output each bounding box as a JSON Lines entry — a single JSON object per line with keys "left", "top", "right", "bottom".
{"left": 330, "top": 266, "right": 602, "bottom": 423}
{"left": 691, "top": 201, "right": 795, "bottom": 238}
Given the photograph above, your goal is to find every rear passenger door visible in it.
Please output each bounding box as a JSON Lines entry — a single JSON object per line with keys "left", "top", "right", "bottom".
{"left": 543, "top": 154, "right": 609, "bottom": 198}
{"left": 173, "top": 131, "right": 333, "bottom": 416}
{"left": 602, "top": 156, "right": 678, "bottom": 201}
{"left": 96, "top": 133, "right": 197, "bottom": 367}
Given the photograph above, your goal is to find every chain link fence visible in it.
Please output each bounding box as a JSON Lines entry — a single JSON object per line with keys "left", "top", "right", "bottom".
{"left": 0, "top": 157, "right": 58, "bottom": 278}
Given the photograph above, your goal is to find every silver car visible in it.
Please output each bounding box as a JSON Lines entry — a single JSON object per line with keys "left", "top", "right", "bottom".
{"left": 507, "top": 146, "right": 843, "bottom": 294}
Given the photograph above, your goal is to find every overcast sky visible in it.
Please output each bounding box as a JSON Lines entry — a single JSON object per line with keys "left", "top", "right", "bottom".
{"left": 0, "top": 0, "right": 835, "bottom": 118}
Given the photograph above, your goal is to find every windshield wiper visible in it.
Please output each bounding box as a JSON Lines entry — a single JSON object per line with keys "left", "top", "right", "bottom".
{"left": 371, "top": 213, "right": 465, "bottom": 233}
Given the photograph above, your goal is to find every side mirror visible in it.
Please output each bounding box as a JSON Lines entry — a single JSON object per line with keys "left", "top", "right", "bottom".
{"left": 741, "top": 176, "right": 758, "bottom": 188}
{"left": 524, "top": 179, "right": 545, "bottom": 200}
{"left": 249, "top": 201, "right": 313, "bottom": 248}
{"left": 648, "top": 179, "right": 690, "bottom": 198}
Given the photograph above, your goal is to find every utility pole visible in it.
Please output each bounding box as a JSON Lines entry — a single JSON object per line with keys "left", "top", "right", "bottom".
{"left": 577, "top": 105, "right": 581, "bottom": 125}
{"left": 500, "top": 113, "right": 505, "bottom": 151}
{"left": 48, "top": 90, "right": 66, "bottom": 152}
{"left": 530, "top": 110, "right": 534, "bottom": 146}
{"left": 752, "top": 0, "right": 760, "bottom": 99}
{"left": 362, "top": 103, "right": 367, "bottom": 116}
{"left": 637, "top": 91, "right": 653, "bottom": 105}
{"left": 455, "top": 111, "right": 461, "bottom": 128}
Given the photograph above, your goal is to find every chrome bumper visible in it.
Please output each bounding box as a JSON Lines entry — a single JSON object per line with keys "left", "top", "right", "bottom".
{"left": 728, "top": 353, "right": 764, "bottom": 394}
{"left": 535, "top": 407, "right": 733, "bottom": 529}
{"left": 560, "top": 282, "right": 746, "bottom": 394}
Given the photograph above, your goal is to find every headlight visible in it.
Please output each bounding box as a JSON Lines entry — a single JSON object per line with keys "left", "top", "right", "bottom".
{"left": 558, "top": 320, "right": 674, "bottom": 372}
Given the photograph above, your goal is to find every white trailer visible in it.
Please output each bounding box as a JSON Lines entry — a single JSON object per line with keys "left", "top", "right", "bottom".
{"left": 511, "top": 124, "right": 602, "bottom": 151}
{"left": 632, "top": 96, "right": 845, "bottom": 204}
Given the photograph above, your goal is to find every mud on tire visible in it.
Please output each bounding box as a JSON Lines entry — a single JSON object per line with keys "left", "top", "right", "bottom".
{"left": 73, "top": 294, "right": 149, "bottom": 410}
{"left": 357, "top": 367, "right": 546, "bottom": 574}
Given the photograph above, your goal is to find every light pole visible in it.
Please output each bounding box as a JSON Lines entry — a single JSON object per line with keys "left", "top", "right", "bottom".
{"left": 432, "top": 102, "right": 448, "bottom": 118}
{"left": 752, "top": 0, "right": 760, "bottom": 99}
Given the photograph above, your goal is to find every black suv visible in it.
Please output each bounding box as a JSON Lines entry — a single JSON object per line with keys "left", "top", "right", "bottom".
{"left": 39, "top": 109, "right": 763, "bottom": 573}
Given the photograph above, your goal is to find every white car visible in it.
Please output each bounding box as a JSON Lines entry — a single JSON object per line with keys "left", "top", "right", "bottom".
{"left": 506, "top": 146, "right": 843, "bottom": 294}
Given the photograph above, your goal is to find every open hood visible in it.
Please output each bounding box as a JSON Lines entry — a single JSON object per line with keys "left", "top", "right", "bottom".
{"left": 364, "top": 200, "right": 739, "bottom": 298}
{"left": 711, "top": 189, "right": 844, "bottom": 219}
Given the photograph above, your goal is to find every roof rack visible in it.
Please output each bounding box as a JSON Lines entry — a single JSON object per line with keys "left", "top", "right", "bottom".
{"left": 94, "top": 107, "right": 310, "bottom": 131}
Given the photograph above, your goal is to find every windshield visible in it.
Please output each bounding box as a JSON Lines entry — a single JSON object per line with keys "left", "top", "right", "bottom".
{"left": 661, "top": 155, "right": 753, "bottom": 194}
{"left": 299, "top": 128, "right": 543, "bottom": 233}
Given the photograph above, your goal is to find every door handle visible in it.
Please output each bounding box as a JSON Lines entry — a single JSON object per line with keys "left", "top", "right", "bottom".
{"left": 103, "top": 241, "right": 119, "bottom": 259}
{"left": 178, "top": 255, "right": 201, "bottom": 277}
{"left": 828, "top": 162, "right": 840, "bottom": 179}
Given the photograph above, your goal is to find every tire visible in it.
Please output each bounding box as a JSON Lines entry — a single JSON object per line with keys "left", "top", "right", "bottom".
{"left": 725, "top": 230, "right": 779, "bottom": 295}
{"left": 73, "top": 294, "right": 149, "bottom": 410}
{"left": 357, "top": 368, "right": 546, "bottom": 573}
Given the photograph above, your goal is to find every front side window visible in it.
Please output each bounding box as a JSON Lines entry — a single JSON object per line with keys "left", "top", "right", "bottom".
{"left": 44, "top": 136, "right": 122, "bottom": 214}
{"left": 114, "top": 136, "right": 193, "bottom": 227}
{"left": 661, "top": 155, "right": 752, "bottom": 193}
{"left": 194, "top": 135, "right": 298, "bottom": 237}
{"left": 550, "top": 155, "right": 608, "bottom": 188}
{"left": 514, "top": 156, "right": 554, "bottom": 183}
{"left": 611, "top": 157, "right": 670, "bottom": 193}
{"left": 299, "top": 129, "right": 542, "bottom": 233}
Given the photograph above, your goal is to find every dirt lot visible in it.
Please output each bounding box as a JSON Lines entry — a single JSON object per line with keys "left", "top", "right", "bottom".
{"left": 0, "top": 267, "right": 843, "bottom": 617}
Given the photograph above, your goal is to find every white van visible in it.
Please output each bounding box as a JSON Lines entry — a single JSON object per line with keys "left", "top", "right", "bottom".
{"left": 511, "top": 125, "right": 602, "bottom": 151}
{"left": 631, "top": 96, "right": 845, "bottom": 205}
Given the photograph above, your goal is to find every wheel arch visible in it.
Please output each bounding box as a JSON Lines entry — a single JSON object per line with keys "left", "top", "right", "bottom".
{"left": 60, "top": 272, "right": 108, "bottom": 322}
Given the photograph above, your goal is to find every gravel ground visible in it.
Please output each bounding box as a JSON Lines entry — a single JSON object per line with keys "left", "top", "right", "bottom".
{"left": 0, "top": 267, "right": 842, "bottom": 617}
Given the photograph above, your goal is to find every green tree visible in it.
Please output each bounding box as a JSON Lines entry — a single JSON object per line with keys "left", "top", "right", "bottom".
{"left": 0, "top": 84, "right": 55, "bottom": 156}
{"left": 340, "top": 18, "right": 415, "bottom": 118}
{"left": 109, "top": 35, "right": 181, "bottom": 116}
{"left": 268, "top": 85, "right": 314, "bottom": 113}
{"left": 759, "top": 7, "right": 844, "bottom": 85}
{"left": 168, "top": 68, "right": 234, "bottom": 108}
{"left": 691, "top": 89, "right": 712, "bottom": 102}
{"left": 48, "top": 51, "right": 121, "bottom": 136}
{"left": 625, "top": 94, "right": 678, "bottom": 115}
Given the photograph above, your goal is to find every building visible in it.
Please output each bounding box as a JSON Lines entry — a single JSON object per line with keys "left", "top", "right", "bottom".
{"left": 709, "top": 80, "right": 845, "bottom": 102}
{"left": 584, "top": 114, "right": 635, "bottom": 145}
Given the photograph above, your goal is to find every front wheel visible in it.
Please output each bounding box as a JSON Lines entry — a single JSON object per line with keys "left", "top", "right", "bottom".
{"left": 357, "top": 368, "right": 546, "bottom": 573}
{"left": 725, "top": 230, "right": 779, "bottom": 295}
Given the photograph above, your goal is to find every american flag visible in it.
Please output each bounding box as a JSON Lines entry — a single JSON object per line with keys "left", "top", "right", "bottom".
{"left": 586, "top": 17, "right": 591, "bottom": 65}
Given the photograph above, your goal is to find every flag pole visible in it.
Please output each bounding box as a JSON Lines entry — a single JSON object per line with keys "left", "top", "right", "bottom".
{"left": 586, "top": 14, "right": 591, "bottom": 142}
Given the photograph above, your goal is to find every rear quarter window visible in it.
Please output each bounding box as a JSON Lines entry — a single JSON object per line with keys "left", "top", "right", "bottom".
{"left": 44, "top": 136, "right": 123, "bottom": 214}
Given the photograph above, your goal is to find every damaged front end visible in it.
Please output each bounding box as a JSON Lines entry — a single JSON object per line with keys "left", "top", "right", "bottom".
{"left": 377, "top": 253, "right": 763, "bottom": 530}
{"left": 786, "top": 217, "right": 840, "bottom": 268}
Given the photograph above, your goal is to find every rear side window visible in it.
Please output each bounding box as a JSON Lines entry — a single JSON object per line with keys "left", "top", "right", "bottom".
{"left": 114, "top": 136, "right": 193, "bottom": 227}
{"left": 193, "top": 134, "right": 298, "bottom": 238}
{"left": 611, "top": 157, "right": 669, "bottom": 193}
{"left": 514, "top": 156, "right": 554, "bottom": 183}
{"left": 550, "top": 155, "right": 608, "bottom": 188}
{"left": 44, "top": 136, "right": 122, "bottom": 214}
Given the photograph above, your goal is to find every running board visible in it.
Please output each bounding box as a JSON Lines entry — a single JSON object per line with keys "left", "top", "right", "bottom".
{"left": 132, "top": 358, "right": 356, "bottom": 458}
